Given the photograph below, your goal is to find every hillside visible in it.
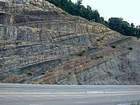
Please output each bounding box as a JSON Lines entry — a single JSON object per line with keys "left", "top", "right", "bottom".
{"left": 0, "top": 0, "right": 140, "bottom": 84}
{"left": 48, "top": 0, "right": 140, "bottom": 38}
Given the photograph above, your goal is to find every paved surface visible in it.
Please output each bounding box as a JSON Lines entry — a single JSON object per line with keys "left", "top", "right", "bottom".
{"left": 0, "top": 83, "right": 140, "bottom": 105}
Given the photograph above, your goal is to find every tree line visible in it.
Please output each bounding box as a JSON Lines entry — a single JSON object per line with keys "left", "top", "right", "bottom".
{"left": 47, "top": 0, "right": 140, "bottom": 38}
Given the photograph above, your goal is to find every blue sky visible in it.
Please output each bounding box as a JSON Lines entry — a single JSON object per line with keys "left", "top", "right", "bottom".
{"left": 71, "top": 0, "right": 140, "bottom": 26}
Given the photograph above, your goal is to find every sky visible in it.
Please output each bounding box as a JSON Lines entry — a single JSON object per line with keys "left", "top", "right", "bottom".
{"left": 71, "top": 0, "right": 140, "bottom": 26}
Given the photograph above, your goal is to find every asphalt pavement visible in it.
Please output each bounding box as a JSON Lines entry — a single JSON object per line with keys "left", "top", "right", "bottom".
{"left": 0, "top": 83, "right": 140, "bottom": 105}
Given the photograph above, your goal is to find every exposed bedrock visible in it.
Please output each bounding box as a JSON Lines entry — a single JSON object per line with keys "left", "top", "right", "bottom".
{"left": 0, "top": 0, "right": 140, "bottom": 84}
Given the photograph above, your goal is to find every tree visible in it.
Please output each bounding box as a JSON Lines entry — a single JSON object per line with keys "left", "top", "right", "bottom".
{"left": 108, "top": 17, "right": 124, "bottom": 33}
{"left": 92, "top": 10, "right": 100, "bottom": 22}
{"left": 47, "top": 0, "right": 140, "bottom": 38}
{"left": 76, "top": 0, "right": 82, "bottom": 6}
{"left": 131, "top": 23, "right": 135, "bottom": 28}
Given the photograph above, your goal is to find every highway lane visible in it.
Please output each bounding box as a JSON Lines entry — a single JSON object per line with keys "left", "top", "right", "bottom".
{"left": 0, "top": 84, "right": 140, "bottom": 105}
{"left": 0, "top": 83, "right": 140, "bottom": 92}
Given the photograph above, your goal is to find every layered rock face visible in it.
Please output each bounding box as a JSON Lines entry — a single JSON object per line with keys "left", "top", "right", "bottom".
{"left": 0, "top": 0, "right": 140, "bottom": 84}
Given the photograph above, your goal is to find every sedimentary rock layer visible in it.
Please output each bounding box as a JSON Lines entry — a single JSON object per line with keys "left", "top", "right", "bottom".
{"left": 0, "top": 0, "right": 140, "bottom": 84}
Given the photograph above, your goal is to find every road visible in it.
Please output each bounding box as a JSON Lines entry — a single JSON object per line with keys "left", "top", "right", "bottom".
{"left": 0, "top": 83, "right": 140, "bottom": 105}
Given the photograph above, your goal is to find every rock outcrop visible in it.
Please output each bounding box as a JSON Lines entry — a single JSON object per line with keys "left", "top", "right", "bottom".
{"left": 0, "top": 0, "right": 140, "bottom": 84}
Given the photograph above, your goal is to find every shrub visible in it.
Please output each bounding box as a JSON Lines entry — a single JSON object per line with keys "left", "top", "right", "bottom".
{"left": 100, "top": 55, "right": 103, "bottom": 58}
{"left": 77, "top": 53, "right": 83, "bottom": 56}
{"left": 31, "top": 25, "right": 36, "bottom": 28}
{"left": 16, "top": 42, "right": 21, "bottom": 45}
{"left": 96, "top": 55, "right": 103, "bottom": 59}
{"left": 78, "top": 83, "right": 82, "bottom": 85}
{"left": 111, "top": 44, "right": 116, "bottom": 48}
{"left": 68, "top": 72, "right": 71, "bottom": 75}
{"left": 83, "top": 50, "right": 86, "bottom": 53}
{"left": 96, "top": 56, "right": 100, "bottom": 59}
{"left": 42, "top": 72, "right": 45, "bottom": 75}
{"left": 39, "top": 82, "right": 44, "bottom": 84}
{"left": 97, "top": 37, "right": 104, "bottom": 41}
{"left": 91, "top": 57, "right": 94, "bottom": 60}
{"left": 128, "top": 46, "right": 133, "bottom": 50}
{"left": 77, "top": 51, "right": 85, "bottom": 56}
{"left": 54, "top": 82, "right": 57, "bottom": 84}
{"left": 27, "top": 71, "right": 33, "bottom": 75}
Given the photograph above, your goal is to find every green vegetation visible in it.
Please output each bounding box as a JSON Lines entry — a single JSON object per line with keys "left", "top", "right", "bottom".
{"left": 78, "top": 83, "right": 82, "bottom": 85}
{"left": 131, "top": 101, "right": 140, "bottom": 105}
{"left": 39, "top": 82, "right": 44, "bottom": 84}
{"left": 77, "top": 52, "right": 83, "bottom": 56}
{"left": 97, "top": 36, "right": 104, "bottom": 41}
{"left": 68, "top": 72, "right": 71, "bottom": 75}
{"left": 31, "top": 25, "right": 36, "bottom": 28}
{"left": 27, "top": 71, "right": 33, "bottom": 75}
{"left": 128, "top": 46, "right": 133, "bottom": 50}
{"left": 47, "top": 0, "right": 101, "bottom": 23}
{"left": 96, "top": 55, "right": 103, "bottom": 59}
{"left": 42, "top": 72, "right": 45, "bottom": 75}
{"left": 47, "top": 0, "right": 140, "bottom": 38}
{"left": 91, "top": 57, "right": 94, "bottom": 60}
{"left": 76, "top": 50, "right": 85, "bottom": 56}
{"left": 108, "top": 17, "right": 140, "bottom": 37}
{"left": 16, "top": 42, "right": 21, "bottom": 46}
{"left": 54, "top": 81, "right": 58, "bottom": 84}
{"left": 111, "top": 44, "right": 116, "bottom": 48}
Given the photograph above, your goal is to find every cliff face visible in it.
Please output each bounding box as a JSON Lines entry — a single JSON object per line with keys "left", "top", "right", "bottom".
{"left": 0, "top": 0, "right": 140, "bottom": 85}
